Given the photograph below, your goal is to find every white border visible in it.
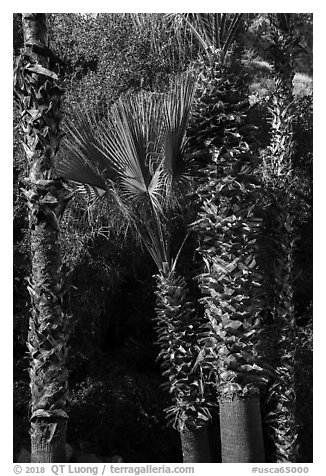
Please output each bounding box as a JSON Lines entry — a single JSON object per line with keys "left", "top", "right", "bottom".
{"left": 3, "top": 4, "right": 322, "bottom": 473}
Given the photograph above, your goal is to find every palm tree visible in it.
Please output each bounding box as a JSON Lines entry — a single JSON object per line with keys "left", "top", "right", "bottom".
{"left": 14, "top": 13, "right": 71, "bottom": 462}
{"left": 166, "top": 13, "right": 269, "bottom": 462}
{"left": 260, "top": 14, "right": 301, "bottom": 462}
{"left": 189, "top": 56, "right": 270, "bottom": 463}
{"left": 56, "top": 76, "right": 212, "bottom": 462}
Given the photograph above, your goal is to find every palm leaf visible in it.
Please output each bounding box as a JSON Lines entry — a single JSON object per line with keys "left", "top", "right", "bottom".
{"left": 95, "top": 92, "right": 166, "bottom": 212}
{"left": 74, "top": 183, "right": 107, "bottom": 203}
{"left": 57, "top": 106, "right": 116, "bottom": 190}
{"left": 141, "top": 212, "right": 170, "bottom": 271}
{"left": 168, "top": 13, "right": 243, "bottom": 60}
{"left": 57, "top": 80, "right": 197, "bottom": 272}
{"left": 224, "top": 14, "right": 243, "bottom": 52}
{"left": 162, "top": 73, "right": 197, "bottom": 193}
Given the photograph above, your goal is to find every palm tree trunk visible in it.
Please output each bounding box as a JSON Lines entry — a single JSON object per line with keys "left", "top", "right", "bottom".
{"left": 30, "top": 418, "right": 67, "bottom": 463}
{"left": 220, "top": 396, "right": 265, "bottom": 462}
{"left": 180, "top": 422, "right": 211, "bottom": 463}
{"left": 29, "top": 224, "right": 68, "bottom": 463}
{"left": 262, "top": 191, "right": 298, "bottom": 462}
{"left": 189, "top": 55, "right": 268, "bottom": 463}
{"left": 14, "top": 13, "right": 71, "bottom": 463}
{"left": 154, "top": 265, "right": 211, "bottom": 462}
{"left": 261, "top": 16, "right": 299, "bottom": 459}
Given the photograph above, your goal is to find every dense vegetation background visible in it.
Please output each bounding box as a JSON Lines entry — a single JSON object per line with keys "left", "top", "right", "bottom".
{"left": 13, "top": 13, "right": 313, "bottom": 463}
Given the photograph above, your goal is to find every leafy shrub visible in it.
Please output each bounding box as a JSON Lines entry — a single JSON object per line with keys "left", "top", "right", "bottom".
{"left": 67, "top": 365, "right": 182, "bottom": 462}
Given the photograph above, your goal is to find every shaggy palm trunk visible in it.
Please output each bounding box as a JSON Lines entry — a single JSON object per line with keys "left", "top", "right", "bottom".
{"left": 14, "top": 13, "right": 71, "bottom": 462}
{"left": 264, "top": 193, "right": 297, "bottom": 462}
{"left": 154, "top": 264, "right": 211, "bottom": 462}
{"left": 262, "top": 15, "right": 299, "bottom": 462}
{"left": 189, "top": 56, "right": 268, "bottom": 462}
{"left": 262, "top": 87, "right": 298, "bottom": 462}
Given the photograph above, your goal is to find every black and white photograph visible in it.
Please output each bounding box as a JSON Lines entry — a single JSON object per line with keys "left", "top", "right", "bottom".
{"left": 12, "top": 9, "right": 314, "bottom": 470}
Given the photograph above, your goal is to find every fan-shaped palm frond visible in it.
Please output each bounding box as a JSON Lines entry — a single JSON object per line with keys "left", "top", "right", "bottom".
{"left": 57, "top": 107, "right": 116, "bottom": 190}
{"left": 58, "top": 73, "right": 196, "bottom": 209}
{"left": 56, "top": 74, "right": 196, "bottom": 270}
{"left": 95, "top": 92, "right": 166, "bottom": 213}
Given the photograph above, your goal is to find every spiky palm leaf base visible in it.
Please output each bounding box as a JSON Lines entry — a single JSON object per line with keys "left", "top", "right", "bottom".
{"left": 267, "top": 14, "right": 299, "bottom": 98}
{"left": 188, "top": 55, "right": 270, "bottom": 397}
{"left": 28, "top": 215, "right": 70, "bottom": 462}
{"left": 154, "top": 264, "right": 211, "bottom": 432}
{"left": 14, "top": 17, "right": 71, "bottom": 461}
{"left": 260, "top": 80, "right": 298, "bottom": 461}
{"left": 27, "top": 224, "right": 69, "bottom": 410}
{"left": 188, "top": 54, "right": 251, "bottom": 162}
{"left": 193, "top": 147, "right": 271, "bottom": 397}
{"left": 262, "top": 194, "right": 298, "bottom": 462}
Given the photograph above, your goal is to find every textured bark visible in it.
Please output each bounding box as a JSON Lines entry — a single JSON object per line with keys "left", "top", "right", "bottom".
{"left": 189, "top": 57, "right": 268, "bottom": 464}
{"left": 22, "top": 14, "right": 48, "bottom": 51}
{"left": 30, "top": 418, "right": 67, "bottom": 463}
{"left": 261, "top": 17, "right": 299, "bottom": 462}
{"left": 15, "top": 13, "right": 70, "bottom": 463}
{"left": 28, "top": 224, "right": 69, "bottom": 425}
{"left": 154, "top": 266, "right": 211, "bottom": 433}
{"left": 180, "top": 423, "right": 211, "bottom": 463}
{"left": 220, "top": 396, "right": 265, "bottom": 462}
{"left": 265, "top": 194, "right": 297, "bottom": 462}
